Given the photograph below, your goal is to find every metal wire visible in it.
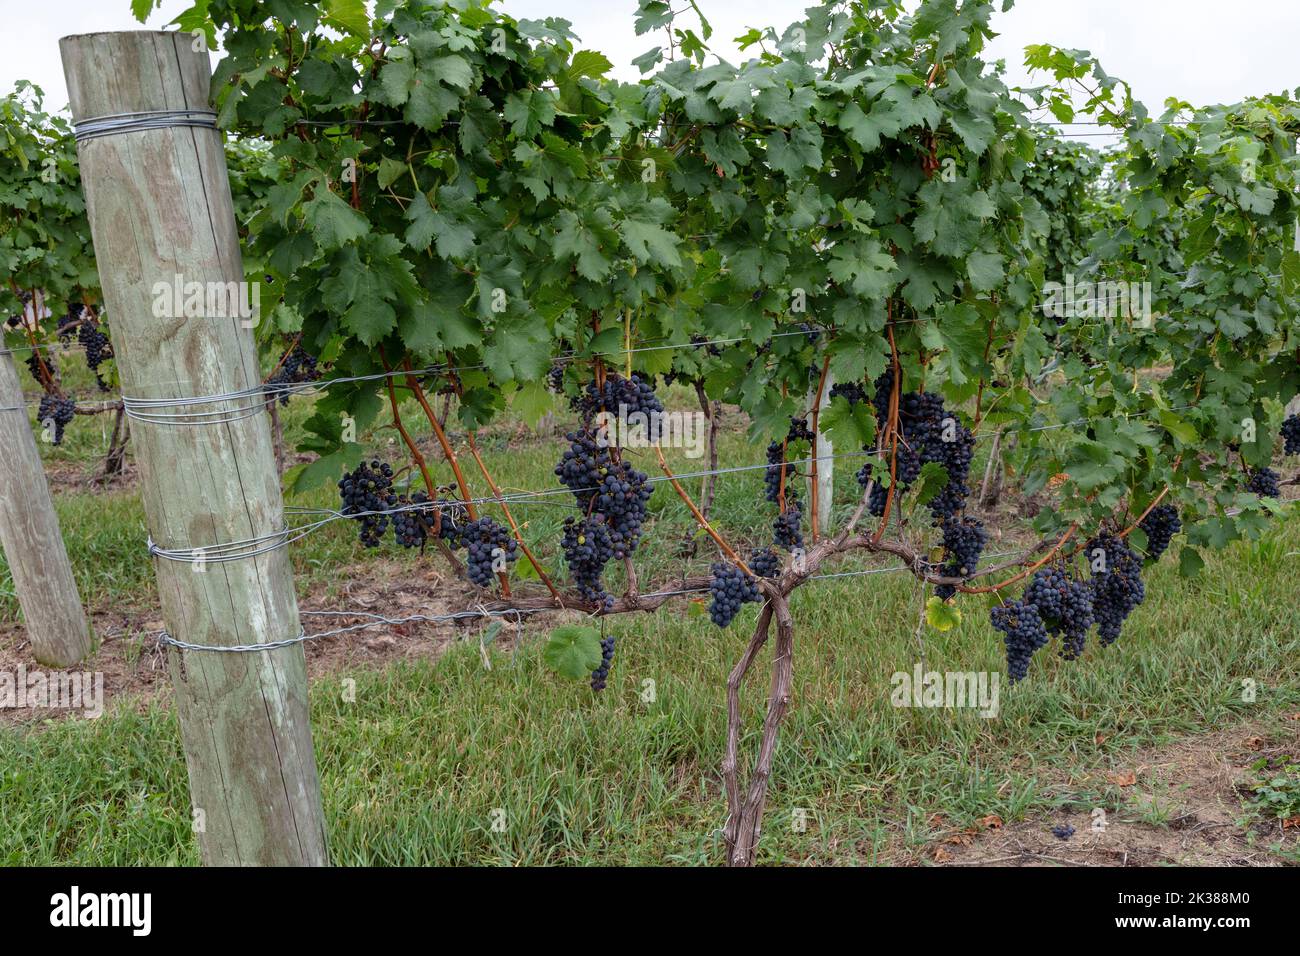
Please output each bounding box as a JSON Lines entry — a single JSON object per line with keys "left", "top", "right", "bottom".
{"left": 152, "top": 549, "right": 1028, "bottom": 653}
{"left": 73, "top": 109, "right": 218, "bottom": 143}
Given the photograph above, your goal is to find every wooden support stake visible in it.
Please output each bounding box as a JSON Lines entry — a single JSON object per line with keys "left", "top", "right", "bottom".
{"left": 0, "top": 350, "right": 93, "bottom": 666}
{"left": 61, "top": 31, "right": 327, "bottom": 866}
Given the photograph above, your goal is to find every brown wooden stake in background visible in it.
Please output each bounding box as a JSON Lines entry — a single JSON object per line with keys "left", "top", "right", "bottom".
{"left": 0, "top": 350, "right": 93, "bottom": 666}
{"left": 61, "top": 31, "right": 328, "bottom": 865}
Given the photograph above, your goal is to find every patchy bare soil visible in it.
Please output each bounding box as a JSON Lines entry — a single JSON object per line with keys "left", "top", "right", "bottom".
{"left": 914, "top": 721, "right": 1300, "bottom": 867}
{"left": 0, "top": 558, "right": 576, "bottom": 728}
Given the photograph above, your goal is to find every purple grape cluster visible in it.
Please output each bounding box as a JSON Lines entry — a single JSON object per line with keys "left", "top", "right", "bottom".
{"left": 829, "top": 380, "right": 866, "bottom": 406}
{"left": 773, "top": 500, "right": 804, "bottom": 550}
{"left": 57, "top": 306, "right": 81, "bottom": 342}
{"left": 763, "top": 417, "right": 813, "bottom": 503}
{"left": 393, "top": 491, "right": 467, "bottom": 550}
{"left": 860, "top": 374, "right": 975, "bottom": 522}
{"left": 936, "top": 515, "right": 987, "bottom": 600}
{"left": 708, "top": 562, "right": 762, "bottom": 628}
{"left": 1087, "top": 533, "right": 1145, "bottom": 647}
{"left": 461, "top": 516, "right": 519, "bottom": 587}
{"left": 37, "top": 393, "right": 76, "bottom": 446}
{"left": 578, "top": 373, "right": 663, "bottom": 420}
{"left": 1137, "top": 504, "right": 1180, "bottom": 562}
{"left": 263, "top": 346, "right": 321, "bottom": 406}
{"left": 991, "top": 600, "right": 1051, "bottom": 683}
{"left": 26, "top": 351, "right": 56, "bottom": 387}
{"left": 1024, "top": 566, "right": 1096, "bottom": 661}
{"left": 1247, "top": 467, "right": 1280, "bottom": 499}
{"left": 554, "top": 389, "right": 656, "bottom": 601}
{"left": 590, "top": 634, "right": 616, "bottom": 691}
{"left": 78, "top": 322, "right": 113, "bottom": 392}
{"left": 750, "top": 546, "right": 781, "bottom": 579}
{"left": 1282, "top": 414, "right": 1300, "bottom": 456}
{"left": 562, "top": 515, "right": 616, "bottom": 608}
{"left": 339, "top": 460, "right": 394, "bottom": 547}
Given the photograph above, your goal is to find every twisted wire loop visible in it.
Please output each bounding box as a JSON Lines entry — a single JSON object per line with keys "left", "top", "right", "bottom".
{"left": 121, "top": 386, "right": 271, "bottom": 427}
{"left": 72, "top": 109, "right": 219, "bottom": 143}
{"left": 147, "top": 524, "right": 293, "bottom": 565}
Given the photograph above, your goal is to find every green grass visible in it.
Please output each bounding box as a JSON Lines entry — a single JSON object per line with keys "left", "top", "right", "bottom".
{"left": 1, "top": 376, "right": 1298, "bottom": 864}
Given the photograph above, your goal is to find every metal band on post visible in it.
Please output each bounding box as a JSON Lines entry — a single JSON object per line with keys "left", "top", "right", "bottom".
{"left": 72, "top": 109, "right": 219, "bottom": 142}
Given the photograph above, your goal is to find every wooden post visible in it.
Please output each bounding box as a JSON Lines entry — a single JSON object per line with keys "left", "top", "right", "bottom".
{"left": 806, "top": 372, "right": 833, "bottom": 536}
{"left": 0, "top": 349, "right": 93, "bottom": 666}
{"left": 61, "top": 31, "right": 328, "bottom": 866}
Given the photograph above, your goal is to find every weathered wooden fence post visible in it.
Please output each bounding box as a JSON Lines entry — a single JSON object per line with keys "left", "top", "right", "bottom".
{"left": 60, "top": 31, "right": 328, "bottom": 865}
{"left": 807, "top": 372, "right": 833, "bottom": 536}
{"left": 0, "top": 349, "right": 93, "bottom": 666}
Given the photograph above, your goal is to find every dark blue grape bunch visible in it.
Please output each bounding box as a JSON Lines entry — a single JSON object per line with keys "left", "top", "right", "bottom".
{"left": 764, "top": 418, "right": 813, "bottom": 503}
{"left": 936, "top": 515, "right": 987, "bottom": 600}
{"left": 461, "top": 516, "right": 519, "bottom": 587}
{"left": 37, "top": 393, "right": 76, "bottom": 446}
{"left": 555, "top": 422, "right": 654, "bottom": 599}
{"left": 78, "top": 321, "right": 113, "bottom": 392}
{"left": 860, "top": 376, "right": 971, "bottom": 520}
{"left": 923, "top": 420, "right": 975, "bottom": 522}
{"left": 546, "top": 360, "right": 565, "bottom": 394}
{"left": 1282, "top": 414, "right": 1300, "bottom": 456}
{"left": 1247, "top": 467, "right": 1280, "bottom": 499}
{"left": 338, "top": 460, "right": 395, "bottom": 547}
{"left": 750, "top": 547, "right": 781, "bottom": 579}
{"left": 1024, "top": 565, "right": 1095, "bottom": 660}
{"left": 26, "top": 351, "right": 57, "bottom": 387}
{"left": 764, "top": 442, "right": 794, "bottom": 503}
{"left": 1138, "top": 504, "right": 1180, "bottom": 562}
{"left": 590, "top": 634, "right": 616, "bottom": 691}
{"left": 1086, "top": 533, "right": 1145, "bottom": 647}
{"left": 57, "top": 306, "right": 81, "bottom": 343}
{"left": 562, "top": 515, "right": 616, "bottom": 608}
{"left": 392, "top": 492, "right": 433, "bottom": 549}
{"left": 1052, "top": 824, "right": 1075, "bottom": 841}
{"left": 708, "top": 562, "right": 762, "bottom": 628}
{"left": 829, "top": 380, "right": 866, "bottom": 406}
{"left": 991, "top": 600, "right": 1050, "bottom": 682}
{"left": 393, "top": 491, "right": 465, "bottom": 550}
{"left": 263, "top": 346, "right": 321, "bottom": 406}
{"left": 579, "top": 373, "right": 664, "bottom": 422}
{"left": 773, "top": 498, "right": 804, "bottom": 550}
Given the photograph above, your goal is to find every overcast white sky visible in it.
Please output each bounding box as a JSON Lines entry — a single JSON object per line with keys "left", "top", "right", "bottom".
{"left": 4, "top": 0, "right": 1299, "bottom": 122}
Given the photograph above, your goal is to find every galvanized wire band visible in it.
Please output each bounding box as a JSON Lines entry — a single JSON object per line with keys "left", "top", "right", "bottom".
{"left": 147, "top": 525, "right": 293, "bottom": 565}
{"left": 121, "top": 390, "right": 270, "bottom": 426}
{"left": 73, "top": 109, "right": 219, "bottom": 143}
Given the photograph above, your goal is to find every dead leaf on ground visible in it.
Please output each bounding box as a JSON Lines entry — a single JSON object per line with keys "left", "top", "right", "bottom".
{"left": 978, "top": 814, "right": 1004, "bottom": 830}
{"left": 1107, "top": 770, "right": 1137, "bottom": 787}
{"left": 1283, "top": 815, "right": 1300, "bottom": 831}
{"left": 932, "top": 846, "right": 953, "bottom": 863}
{"left": 1244, "top": 736, "right": 1265, "bottom": 751}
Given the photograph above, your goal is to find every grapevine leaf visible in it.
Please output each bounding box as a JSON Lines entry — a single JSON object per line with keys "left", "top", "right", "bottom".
{"left": 543, "top": 625, "right": 603, "bottom": 679}
{"left": 925, "top": 596, "right": 961, "bottom": 631}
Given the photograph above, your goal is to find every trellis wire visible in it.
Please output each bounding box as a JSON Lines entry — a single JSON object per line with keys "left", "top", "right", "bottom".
{"left": 150, "top": 402, "right": 1199, "bottom": 560}
{"left": 154, "top": 548, "right": 1027, "bottom": 652}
